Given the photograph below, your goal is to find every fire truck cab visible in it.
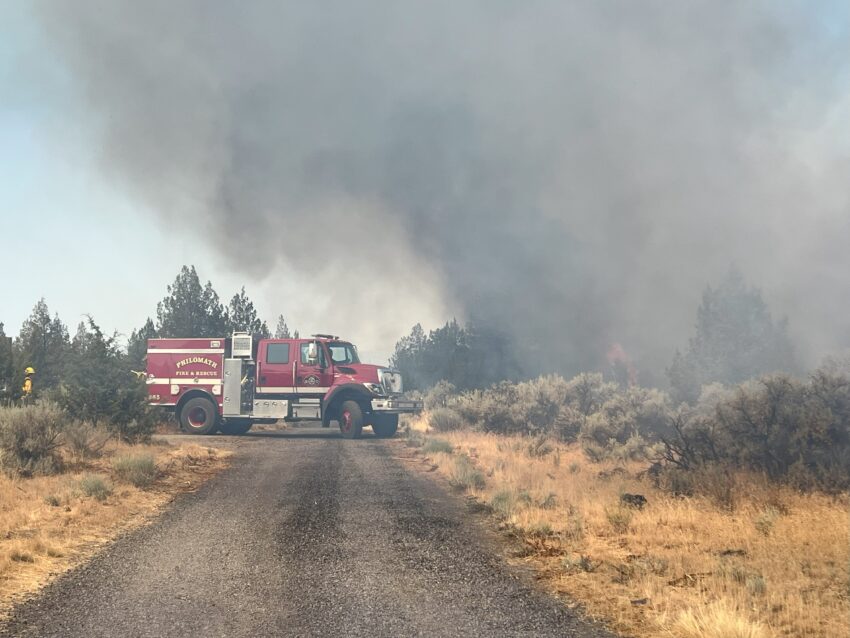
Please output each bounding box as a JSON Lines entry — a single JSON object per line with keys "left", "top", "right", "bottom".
{"left": 145, "top": 333, "right": 421, "bottom": 438}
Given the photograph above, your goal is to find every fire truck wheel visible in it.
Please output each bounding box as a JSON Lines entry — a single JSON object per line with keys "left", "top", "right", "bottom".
{"left": 219, "top": 419, "right": 253, "bottom": 436}
{"left": 179, "top": 397, "right": 219, "bottom": 435}
{"left": 338, "top": 400, "right": 364, "bottom": 439}
{"left": 371, "top": 414, "right": 399, "bottom": 438}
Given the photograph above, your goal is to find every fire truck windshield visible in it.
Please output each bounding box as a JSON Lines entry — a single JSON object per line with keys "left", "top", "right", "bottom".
{"left": 327, "top": 342, "right": 360, "bottom": 365}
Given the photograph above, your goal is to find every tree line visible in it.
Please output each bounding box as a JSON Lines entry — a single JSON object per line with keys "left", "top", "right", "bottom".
{"left": 2, "top": 265, "right": 801, "bottom": 411}
{"left": 391, "top": 269, "right": 799, "bottom": 399}
{"left": 0, "top": 265, "right": 298, "bottom": 412}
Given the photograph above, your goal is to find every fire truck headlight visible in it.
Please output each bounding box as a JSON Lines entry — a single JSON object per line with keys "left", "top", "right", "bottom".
{"left": 170, "top": 384, "right": 180, "bottom": 395}
{"left": 363, "top": 383, "right": 384, "bottom": 396}
{"left": 212, "top": 384, "right": 221, "bottom": 396}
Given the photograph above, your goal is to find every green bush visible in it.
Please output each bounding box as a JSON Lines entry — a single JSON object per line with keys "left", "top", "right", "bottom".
{"left": 422, "top": 438, "right": 454, "bottom": 455}
{"left": 0, "top": 403, "right": 64, "bottom": 476}
{"left": 448, "top": 456, "right": 486, "bottom": 491}
{"left": 489, "top": 489, "right": 516, "bottom": 516}
{"left": 428, "top": 407, "right": 465, "bottom": 432}
{"left": 424, "top": 380, "right": 457, "bottom": 410}
{"left": 661, "top": 372, "right": 850, "bottom": 492}
{"left": 59, "top": 318, "right": 156, "bottom": 443}
{"left": 526, "top": 434, "right": 554, "bottom": 458}
{"left": 63, "top": 420, "right": 110, "bottom": 459}
{"left": 421, "top": 362, "right": 850, "bottom": 493}
{"left": 113, "top": 453, "right": 158, "bottom": 488}
{"left": 79, "top": 473, "right": 113, "bottom": 501}
{"left": 403, "top": 429, "right": 426, "bottom": 448}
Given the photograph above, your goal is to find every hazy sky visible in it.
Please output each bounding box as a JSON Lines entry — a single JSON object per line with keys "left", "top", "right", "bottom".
{"left": 2, "top": 2, "right": 848, "bottom": 375}
{"left": 0, "top": 2, "right": 447, "bottom": 363}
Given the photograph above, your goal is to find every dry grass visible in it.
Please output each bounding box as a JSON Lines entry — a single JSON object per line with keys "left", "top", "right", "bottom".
{"left": 0, "top": 439, "right": 229, "bottom": 615}
{"left": 404, "top": 417, "right": 850, "bottom": 638}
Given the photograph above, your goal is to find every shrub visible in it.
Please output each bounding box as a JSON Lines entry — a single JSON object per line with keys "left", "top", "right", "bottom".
{"left": 109, "top": 414, "right": 157, "bottom": 445}
{"left": 490, "top": 489, "right": 516, "bottom": 517}
{"left": 553, "top": 405, "right": 585, "bottom": 442}
{"left": 527, "top": 521, "right": 553, "bottom": 537}
{"left": 579, "top": 387, "right": 673, "bottom": 461}
{"left": 422, "top": 438, "right": 454, "bottom": 455}
{"left": 747, "top": 574, "right": 767, "bottom": 596}
{"left": 404, "top": 429, "right": 426, "bottom": 448}
{"left": 448, "top": 456, "right": 486, "bottom": 491}
{"left": 78, "top": 474, "right": 113, "bottom": 501}
{"left": 754, "top": 507, "right": 779, "bottom": 536}
{"left": 562, "top": 554, "right": 596, "bottom": 573}
{"left": 605, "top": 506, "right": 633, "bottom": 534}
{"left": 564, "top": 506, "right": 584, "bottom": 542}
{"left": 0, "top": 403, "right": 64, "bottom": 476}
{"left": 660, "top": 371, "right": 850, "bottom": 493}
{"left": 60, "top": 318, "right": 156, "bottom": 444}
{"left": 424, "top": 380, "right": 456, "bottom": 410}
{"left": 526, "top": 434, "right": 554, "bottom": 458}
{"left": 63, "top": 421, "right": 110, "bottom": 460}
{"left": 539, "top": 492, "right": 558, "bottom": 509}
{"left": 10, "top": 550, "right": 35, "bottom": 563}
{"left": 428, "top": 407, "right": 465, "bottom": 432}
{"left": 113, "top": 454, "right": 158, "bottom": 488}
{"left": 659, "top": 463, "right": 736, "bottom": 508}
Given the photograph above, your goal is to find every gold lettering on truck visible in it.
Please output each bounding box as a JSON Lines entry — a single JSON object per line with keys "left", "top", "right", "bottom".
{"left": 175, "top": 357, "right": 219, "bottom": 369}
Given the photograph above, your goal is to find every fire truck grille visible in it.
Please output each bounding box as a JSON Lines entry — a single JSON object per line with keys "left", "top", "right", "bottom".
{"left": 380, "top": 370, "right": 403, "bottom": 394}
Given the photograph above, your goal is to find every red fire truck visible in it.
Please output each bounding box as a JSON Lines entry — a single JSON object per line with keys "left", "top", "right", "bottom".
{"left": 145, "top": 333, "right": 422, "bottom": 438}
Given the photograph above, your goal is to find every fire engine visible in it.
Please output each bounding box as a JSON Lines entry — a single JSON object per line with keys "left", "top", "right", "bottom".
{"left": 145, "top": 333, "right": 422, "bottom": 438}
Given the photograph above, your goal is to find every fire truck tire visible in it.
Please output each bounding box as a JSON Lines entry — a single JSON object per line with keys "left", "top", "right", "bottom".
{"left": 179, "top": 397, "right": 219, "bottom": 435}
{"left": 219, "top": 419, "right": 253, "bottom": 435}
{"left": 338, "top": 400, "right": 364, "bottom": 439}
{"left": 371, "top": 414, "right": 399, "bottom": 438}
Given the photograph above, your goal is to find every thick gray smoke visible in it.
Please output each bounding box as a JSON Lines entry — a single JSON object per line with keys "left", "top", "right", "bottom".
{"left": 35, "top": 1, "right": 849, "bottom": 379}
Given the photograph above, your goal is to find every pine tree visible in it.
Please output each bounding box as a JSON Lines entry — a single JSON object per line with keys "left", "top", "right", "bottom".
{"left": 15, "top": 298, "right": 70, "bottom": 391}
{"left": 0, "top": 323, "right": 13, "bottom": 401}
{"left": 201, "top": 281, "right": 228, "bottom": 336}
{"left": 127, "top": 317, "right": 157, "bottom": 369}
{"left": 668, "top": 269, "right": 798, "bottom": 403}
{"left": 226, "top": 287, "right": 270, "bottom": 337}
{"left": 274, "top": 315, "right": 292, "bottom": 339}
{"left": 391, "top": 324, "right": 427, "bottom": 389}
{"left": 61, "top": 317, "right": 153, "bottom": 440}
{"left": 155, "top": 266, "right": 228, "bottom": 337}
{"left": 391, "top": 320, "right": 521, "bottom": 391}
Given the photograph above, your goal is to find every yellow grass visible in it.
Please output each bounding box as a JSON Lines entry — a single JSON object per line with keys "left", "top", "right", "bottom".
{"left": 0, "top": 440, "right": 229, "bottom": 615}
{"left": 405, "top": 417, "right": 849, "bottom": 638}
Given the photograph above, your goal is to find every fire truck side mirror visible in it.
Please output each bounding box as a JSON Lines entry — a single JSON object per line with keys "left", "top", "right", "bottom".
{"left": 307, "top": 342, "right": 318, "bottom": 361}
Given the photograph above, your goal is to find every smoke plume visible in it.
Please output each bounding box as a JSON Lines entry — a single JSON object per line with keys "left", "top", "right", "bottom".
{"left": 34, "top": 1, "right": 849, "bottom": 379}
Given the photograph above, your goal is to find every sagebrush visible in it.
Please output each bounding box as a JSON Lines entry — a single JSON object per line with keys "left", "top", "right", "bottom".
{"left": 424, "top": 365, "right": 850, "bottom": 492}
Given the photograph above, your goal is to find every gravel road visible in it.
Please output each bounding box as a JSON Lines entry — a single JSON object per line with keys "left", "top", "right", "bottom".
{"left": 1, "top": 428, "right": 615, "bottom": 637}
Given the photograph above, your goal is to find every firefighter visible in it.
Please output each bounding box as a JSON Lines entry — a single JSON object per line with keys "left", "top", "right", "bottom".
{"left": 21, "top": 367, "right": 35, "bottom": 404}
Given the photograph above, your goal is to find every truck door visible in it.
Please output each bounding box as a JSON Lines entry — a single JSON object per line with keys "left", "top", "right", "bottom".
{"left": 257, "top": 340, "right": 295, "bottom": 394}
{"left": 295, "top": 340, "right": 334, "bottom": 394}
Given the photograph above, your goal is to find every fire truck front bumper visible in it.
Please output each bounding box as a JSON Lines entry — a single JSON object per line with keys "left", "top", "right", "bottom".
{"left": 371, "top": 397, "right": 423, "bottom": 414}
